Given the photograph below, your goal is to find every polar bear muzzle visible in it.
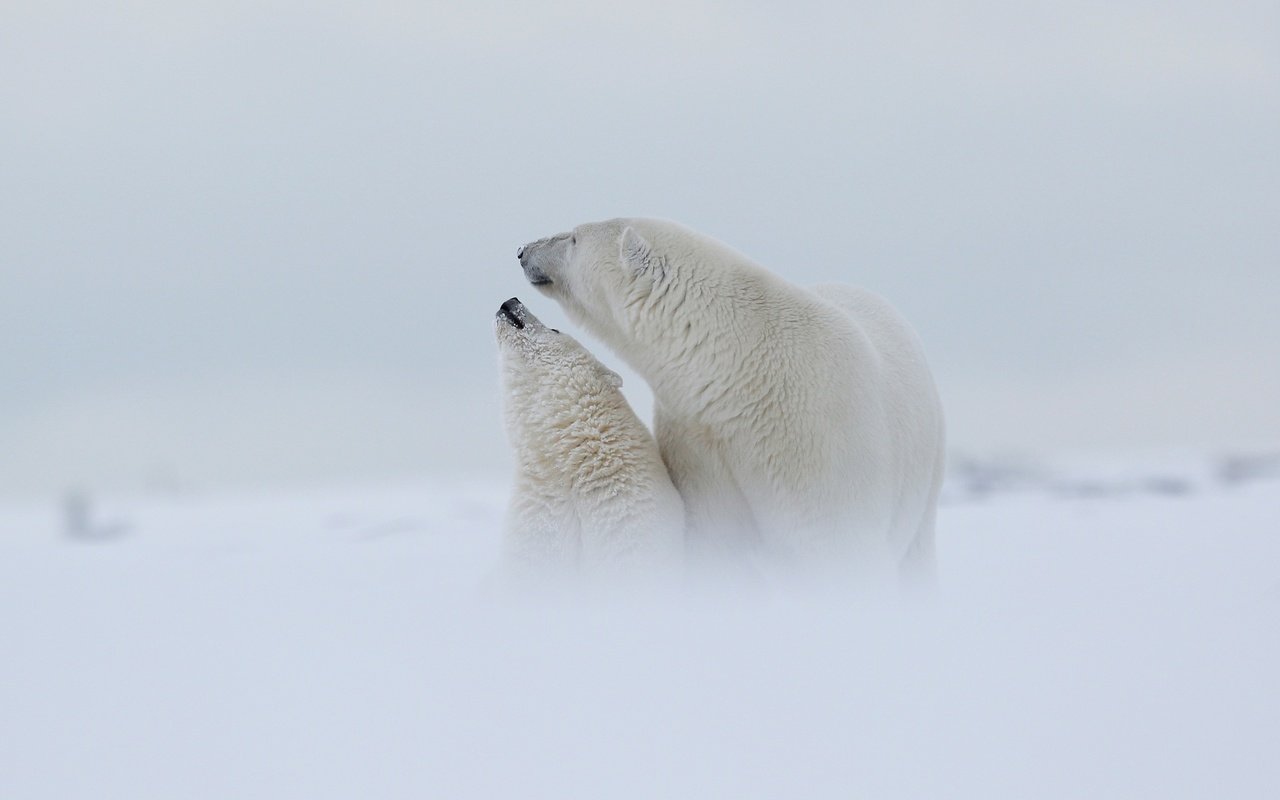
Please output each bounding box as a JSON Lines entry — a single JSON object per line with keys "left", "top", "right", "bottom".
{"left": 498, "top": 297, "right": 536, "bottom": 330}
{"left": 498, "top": 297, "right": 526, "bottom": 330}
{"left": 518, "top": 234, "right": 570, "bottom": 286}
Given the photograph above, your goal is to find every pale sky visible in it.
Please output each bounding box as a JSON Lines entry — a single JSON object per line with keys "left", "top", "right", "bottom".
{"left": 2, "top": 1, "right": 1278, "bottom": 498}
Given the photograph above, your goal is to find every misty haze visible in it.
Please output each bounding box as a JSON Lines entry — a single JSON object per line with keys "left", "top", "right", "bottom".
{"left": 2, "top": 2, "right": 1277, "bottom": 798}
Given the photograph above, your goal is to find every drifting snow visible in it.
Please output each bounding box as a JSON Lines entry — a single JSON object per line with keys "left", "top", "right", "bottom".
{"left": 1, "top": 457, "right": 1277, "bottom": 798}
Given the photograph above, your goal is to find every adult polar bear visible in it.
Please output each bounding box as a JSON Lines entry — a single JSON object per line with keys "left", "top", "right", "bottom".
{"left": 518, "top": 218, "right": 944, "bottom": 584}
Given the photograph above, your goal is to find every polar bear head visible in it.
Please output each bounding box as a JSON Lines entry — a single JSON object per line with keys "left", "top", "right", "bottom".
{"left": 517, "top": 218, "right": 715, "bottom": 355}
{"left": 494, "top": 296, "right": 623, "bottom": 408}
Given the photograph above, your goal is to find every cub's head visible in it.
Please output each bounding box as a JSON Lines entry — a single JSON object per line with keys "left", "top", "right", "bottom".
{"left": 516, "top": 218, "right": 677, "bottom": 348}
{"left": 494, "top": 297, "right": 623, "bottom": 408}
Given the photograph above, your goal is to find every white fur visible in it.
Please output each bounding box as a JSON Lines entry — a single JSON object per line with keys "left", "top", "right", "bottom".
{"left": 519, "top": 219, "right": 945, "bottom": 585}
{"left": 494, "top": 299, "right": 683, "bottom": 586}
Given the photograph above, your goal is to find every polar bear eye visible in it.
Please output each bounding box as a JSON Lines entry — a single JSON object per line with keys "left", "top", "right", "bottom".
{"left": 550, "top": 328, "right": 561, "bottom": 334}
{"left": 570, "top": 233, "right": 576, "bottom": 245}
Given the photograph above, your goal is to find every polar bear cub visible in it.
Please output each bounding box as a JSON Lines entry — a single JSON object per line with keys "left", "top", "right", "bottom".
{"left": 494, "top": 297, "right": 683, "bottom": 584}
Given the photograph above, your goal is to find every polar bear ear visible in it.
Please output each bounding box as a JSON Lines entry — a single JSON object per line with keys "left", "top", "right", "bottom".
{"left": 619, "top": 226, "right": 653, "bottom": 273}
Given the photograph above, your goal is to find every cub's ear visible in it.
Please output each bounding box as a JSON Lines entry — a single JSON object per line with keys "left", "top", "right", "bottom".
{"left": 600, "top": 366, "right": 623, "bottom": 388}
{"left": 619, "top": 226, "right": 653, "bottom": 272}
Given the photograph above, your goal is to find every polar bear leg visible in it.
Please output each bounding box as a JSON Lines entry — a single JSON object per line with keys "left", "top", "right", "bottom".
{"left": 654, "top": 408, "right": 761, "bottom": 564}
{"left": 900, "top": 504, "right": 937, "bottom": 587}
{"left": 898, "top": 454, "right": 943, "bottom": 588}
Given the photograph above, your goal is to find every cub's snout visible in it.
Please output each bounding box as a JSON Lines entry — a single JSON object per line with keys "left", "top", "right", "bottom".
{"left": 498, "top": 297, "right": 525, "bottom": 329}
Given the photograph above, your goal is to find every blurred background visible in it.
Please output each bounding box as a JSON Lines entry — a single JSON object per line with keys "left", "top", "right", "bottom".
{"left": 3, "top": 0, "right": 1277, "bottom": 500}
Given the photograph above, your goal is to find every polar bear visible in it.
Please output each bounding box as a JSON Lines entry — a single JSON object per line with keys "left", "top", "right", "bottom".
{"left": 494, "top": 296, "right": 684, "bottom": 584}
{"left": 517, "top": 219, "right": 945, "bottom": 585}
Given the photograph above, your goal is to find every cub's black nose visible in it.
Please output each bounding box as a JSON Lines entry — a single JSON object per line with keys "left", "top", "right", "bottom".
{"left": 498, "top": 297, "right": 524, "bottom": 329}
{"left": 516, "top": 245, "right": 526, "bottom": 262}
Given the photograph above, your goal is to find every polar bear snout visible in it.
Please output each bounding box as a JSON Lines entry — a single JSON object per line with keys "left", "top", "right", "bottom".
{"left": 496, "top": 297, "right": 552, "bottom": 336}
{"left": 498, "top": 297, "right": 526, "bottom": 330}
{"left": 518, "top": 234, "right": 570, "bottom": 287}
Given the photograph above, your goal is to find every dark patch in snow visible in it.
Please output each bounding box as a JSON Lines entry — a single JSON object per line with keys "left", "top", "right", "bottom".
{"left": 1216, "top": 453, "right": 1280, "bottom": 487}
{"left": 62, "top": 489, "right": 130, "bottom": 542}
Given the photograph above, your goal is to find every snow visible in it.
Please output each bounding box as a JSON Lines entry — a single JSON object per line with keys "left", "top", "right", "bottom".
{"left": 1, "top": 457, "right": 1277, "bottom": 799}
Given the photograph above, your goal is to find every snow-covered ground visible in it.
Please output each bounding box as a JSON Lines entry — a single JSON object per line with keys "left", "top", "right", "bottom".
{"left": 2, "top": 455, "right": 1277, "bottom": 799}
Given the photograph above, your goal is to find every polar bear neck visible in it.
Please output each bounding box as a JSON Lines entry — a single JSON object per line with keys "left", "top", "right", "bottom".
{"left": 613, "top": 266, "right": 813, "bottom": 420}
{"left": 504, "top": 375, "right": 656, "bottom": 499}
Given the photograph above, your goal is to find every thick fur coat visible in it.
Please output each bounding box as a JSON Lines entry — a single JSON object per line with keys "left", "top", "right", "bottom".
{"left": 518, "top": 219, "right": 945, "bottom": 583}
{"left": 494, "top": 297, "right": 683, "bottom": 583}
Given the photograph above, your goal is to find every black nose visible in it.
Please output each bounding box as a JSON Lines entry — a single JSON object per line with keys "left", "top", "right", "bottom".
{"left": 499, "top": 297, "right": 524, "bottom": 329}
{"left": 516, "top": 245, "right": 526, "bottom": 262}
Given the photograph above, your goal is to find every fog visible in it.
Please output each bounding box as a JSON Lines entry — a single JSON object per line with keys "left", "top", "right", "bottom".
{"left": 3, "top": 457, "right": 1277, "bottom": 798}
{"left": 3, "top": 1, "right": 1278, "bottom": 498}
